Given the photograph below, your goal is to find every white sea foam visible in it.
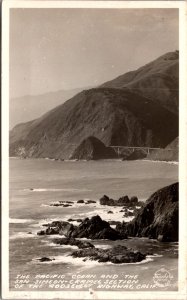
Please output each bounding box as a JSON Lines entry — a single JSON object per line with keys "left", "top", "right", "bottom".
{"left": 58, "top": 245, "right": 78, "bottom": 250}
{"left": 10, "top": 232, "right": 36, "bottom": 240}
{"left": 36, "top": 206, "right": 134, "bottom": 226}
{"left": 31, "top": 218, "right": 68, "bottom": 229}
{"left": 69, "top": 221, "right": 81, "bottom": 226}
{"left": 77, "top": 208, "right": 134, "bottom": 223}
{"left": 143, "top": 159, "right": 178, "bottom": 165}
{"left": 47, "top": 234, "right": 66, "bottom": 239}
{"left": 30, "top": 218, "right": 52, "bottom": 228}
{"left": 31, "top": 255, "right": 102, "bottom": 266}
{"left": 148, "top": 254, "right": 163, "bottom": 258}
{"left": 9, "top": 218, "right": 33, "bottom": 224}
{"left": 40, "top": 198, "right": 136, "bottom": 224}
{"left": 41, "top": 240, "right": 78, "bottom": 250}
{"left": 40, "top": 204, "right": 50, "bottom": 207}
{"left": 31, "top": 254, "right": 155, "bottom": 266}
{"left": 75, "top": 237, "right": 92, "bottom": 241}
{"left": 93, "top": 244, "right": 112, "bottom": 250}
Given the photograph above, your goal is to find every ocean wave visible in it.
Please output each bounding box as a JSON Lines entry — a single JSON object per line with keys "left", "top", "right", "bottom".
{"left": 93, "top": 244, "right": 112, "bottom": 250}
{"left": 43, "top": 199, "right": 99, "bottom": 208}
{"left": 143, "top": 159, "right": 178, "bottom": 165}
{"left": 23, "top": 188, "right": 92, "bottom": 192}
{"left": 41, "top": 240, "right": 78, "bottom": 250}
{"left": 10, "top": 232, "right": 36, "bottom": 240}
{"left": 46, "top": 234, "right": 66, "bottom": 239}
{"left": 34, "top": 207, "right": 134, "bottom": 231}
{"left": 77, "top": 208, "right": 134, "bottom": 223}
{"left": 31, "top": 216, "right": 85, "bottom": 231}
{"left": 31, "top": 254, "right": 154, "bottom": 266}
{"left": 148, "top": 254, "right": 163, "bottom": 258}
{"left": 75, "top": 237, "right": 92, "bottom": 241}
{"left": 9, "top": 218, "right": 33, "bottom": 224}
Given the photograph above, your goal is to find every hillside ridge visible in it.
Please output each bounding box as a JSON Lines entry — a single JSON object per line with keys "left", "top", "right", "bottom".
{"left": 9, "top": 51, "right": 179, "bottom": 160}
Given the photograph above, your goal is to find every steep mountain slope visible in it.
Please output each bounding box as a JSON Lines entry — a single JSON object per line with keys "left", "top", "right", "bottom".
{"left": 10, "top": 88, "right": 83, "bottom": 129}
{"left": 101, "top": 51, "right": 179, "bottom": 114}
{"left": 9, "top": 51, "right": 179, "bottom": 160}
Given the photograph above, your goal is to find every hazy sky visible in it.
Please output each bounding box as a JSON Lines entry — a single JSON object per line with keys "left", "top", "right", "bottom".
{"left": 10, "top": 8, "right": 178, "bottom": 98}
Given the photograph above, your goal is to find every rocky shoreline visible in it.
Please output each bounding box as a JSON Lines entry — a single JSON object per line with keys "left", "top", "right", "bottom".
{"left": 116, "top": 182, "right": 178, "bottom": 242}
{"left": 71, "top": 245, "right": 147, "bottom": 264}
{"left": 37, "top": 215, "right": 127, "bottom": 240}
{"left": 35, "top": 182, "right": 178, "bottom": 264}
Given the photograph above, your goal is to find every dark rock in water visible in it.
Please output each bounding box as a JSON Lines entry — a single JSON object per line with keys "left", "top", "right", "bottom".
{"left": 136, "top": 201, "right": 145, "bottom": 208}
{"left": 27, "top": 232, "right": 32, "bottom": 234}
{"left": 70, "top": 136, "right": 117, "bottom": 160}
{"left": 118, "top": 196, "right": 130, "bottom": 205}
{"left": 37, "top": 230, "right": 46, "bottom": 236}
{"left": 99, "top": 194, "right": 139, "bottom": 207}
{"left": 94, "top": 228, "right": 123, "bottom": 240}
{"left": 99, "top": 195, "right": 112, "bottom": 205}
{"left": 86, "top": 200, "right": 96, "bottom": 204}
{"left": 53, "top": 237, "right": 94, "bottom": 249}
{"left": 37, "top": 221, "right": 76, "bottom": 237}
{"left": 50, "top": 200, "right": 73, "bottom": 207}
{"left": 46, "top": 227, "right": 60, "bottom": 235}
{"left": 116, "top": 182, "right": 178, "bottom": 242}
{"left": 50, "top": 203, "right": 62, "bottom": 207}
{"left": 71, "top": 215, "right": 127, "bottom": 240}
{"left": 71, "top": 245, "right": 146, "bottom": 264}
{"left": 59, "top": 201, "right": 74, "bottom": 204}
{"left": 50, "top": 203, "right": 72, "bottom": 207}
{"left": 37, "top": 216, "right": 127, "bottom": 240}
{"left": 38, "top": 257, "right": 54, "bottom": 262}
{"left": 68, "top": 218, "right": 82, "bottom": 223}
{"left": 77, "top": 200, "right": 85, "bottom": 203}
{"left": 123, "top": 210, "right": 134, "bottom": 218}
{"left": 130, "top": 196, "right": 138, "bottom": 204}
{"left": 107, "top": 211, "right": 113, "bottom": 214}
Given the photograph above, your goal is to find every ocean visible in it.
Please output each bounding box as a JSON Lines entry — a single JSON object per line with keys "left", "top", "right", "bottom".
{"left": 9, "top": 158, "right": 178, "bottom": 291}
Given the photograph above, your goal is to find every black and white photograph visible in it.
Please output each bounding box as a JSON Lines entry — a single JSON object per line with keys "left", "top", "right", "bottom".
{"left": 2, "top": 1, "right": 187, "bottom": 299}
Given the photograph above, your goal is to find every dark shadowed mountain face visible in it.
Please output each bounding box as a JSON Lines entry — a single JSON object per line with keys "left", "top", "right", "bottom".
{"left": 9, "top": 51, "right": 179, "bottom": 160}
{"left": 70, "top": 136, "right": 117, "bottom": 160}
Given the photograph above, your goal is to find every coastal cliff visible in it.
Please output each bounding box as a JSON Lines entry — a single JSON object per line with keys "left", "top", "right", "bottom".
{"left": 116, "top": 182, "right": 178, "bottom": 242}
